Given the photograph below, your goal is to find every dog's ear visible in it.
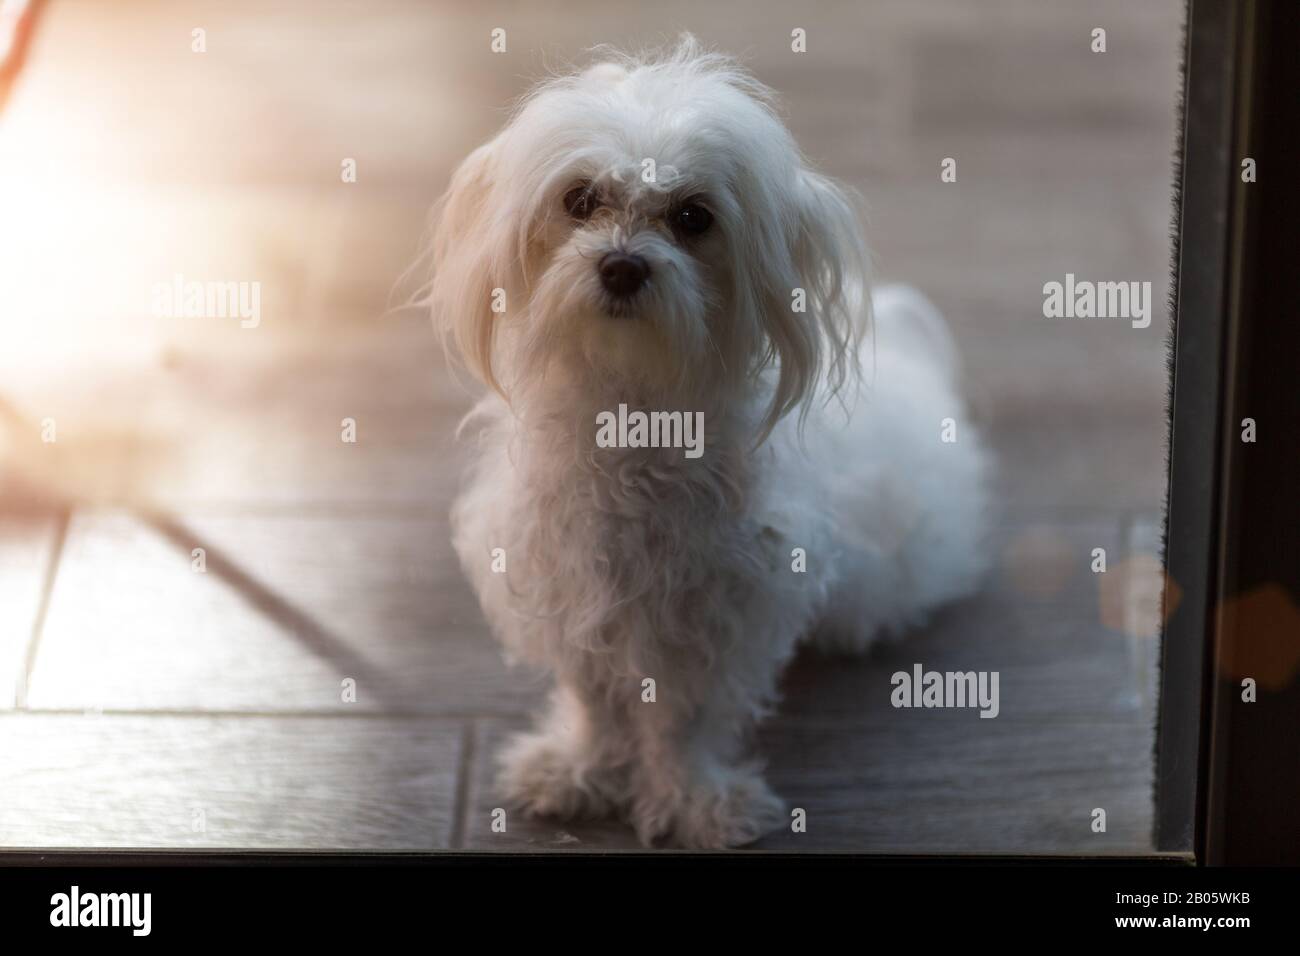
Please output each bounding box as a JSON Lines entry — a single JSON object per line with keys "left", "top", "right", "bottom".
{"left": 756, "top": 169, "right": 869, "bottom": 437}
{"left": 429, "top": 137, "right": 510, "bottom": 393}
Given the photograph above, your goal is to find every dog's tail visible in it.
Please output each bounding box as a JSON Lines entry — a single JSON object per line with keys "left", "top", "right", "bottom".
{"left": 868, "top": 283, "right": 960, "bottom": 378}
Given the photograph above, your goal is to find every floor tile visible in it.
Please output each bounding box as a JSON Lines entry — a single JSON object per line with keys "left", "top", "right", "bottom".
{"left": 0, "top": 713, "right": 462, "bottom": 849}
{"left": 27, "top": 511, "right": 545, "bottom": 716}
{"left": 754, "top": 714, "right": 1152, "bottom": 853}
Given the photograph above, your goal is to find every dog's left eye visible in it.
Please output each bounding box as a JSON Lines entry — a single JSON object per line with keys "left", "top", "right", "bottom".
{"left": 672, "top": 202, "right": 713, "bottom": 237}
{"left": 563, "top": 184, "right": 600, "bottom": 221}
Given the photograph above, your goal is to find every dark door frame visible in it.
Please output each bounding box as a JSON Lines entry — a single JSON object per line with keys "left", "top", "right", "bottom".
{"left": 1159, "top": 0, "right": 1300, "bottom": 863}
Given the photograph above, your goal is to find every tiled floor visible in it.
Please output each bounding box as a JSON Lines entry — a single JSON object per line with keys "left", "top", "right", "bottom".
{"left": 0, "top": 0, "right": 1182, "bottom": 852}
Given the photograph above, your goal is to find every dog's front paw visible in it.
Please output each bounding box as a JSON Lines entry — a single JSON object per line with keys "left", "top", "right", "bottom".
{"left": 632, "top": 765, "right": 786, "bottom": 849}
{"left": 496, "top": 731, "right": 616, "bottom": 821}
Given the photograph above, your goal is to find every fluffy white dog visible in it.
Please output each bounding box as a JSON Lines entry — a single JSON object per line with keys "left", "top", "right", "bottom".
{"left": 428, "top": 38, "right": 990, "bottom": 848}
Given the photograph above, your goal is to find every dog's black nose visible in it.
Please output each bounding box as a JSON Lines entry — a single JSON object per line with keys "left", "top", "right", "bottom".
{"left": 598, "top": 252, "right": 650, "bottom": 298}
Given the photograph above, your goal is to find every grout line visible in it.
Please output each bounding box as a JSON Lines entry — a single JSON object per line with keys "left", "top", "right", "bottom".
{"left": 448, "top": 719, "right": 478, "bottom": 850}
{"left": 138, "top": 509, "right": 409, "bottom": 712}
{"left": 14, "top": 507, "right": 71, "bottom": 710}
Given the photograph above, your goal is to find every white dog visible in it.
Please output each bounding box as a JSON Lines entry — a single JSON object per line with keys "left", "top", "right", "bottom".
{"left": 428, "top": 38, "right": 990, "bottom": 848}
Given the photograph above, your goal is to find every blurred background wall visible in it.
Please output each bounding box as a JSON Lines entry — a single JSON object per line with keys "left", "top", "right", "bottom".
{"left": 0, "top": 0, "right": 1180, "bottom": 515}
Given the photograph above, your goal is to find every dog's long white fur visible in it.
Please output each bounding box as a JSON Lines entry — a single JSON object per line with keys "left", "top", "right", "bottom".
{"left": 428, "top": 37, "right": 991, "bottom": 847}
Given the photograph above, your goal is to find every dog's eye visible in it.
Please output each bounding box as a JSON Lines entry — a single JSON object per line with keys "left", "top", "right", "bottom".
{"left": 672, "top": 202, "right": 713, "bottom": 237}
{"left": 563, "top": 184, "right": 600, "bottom": 221}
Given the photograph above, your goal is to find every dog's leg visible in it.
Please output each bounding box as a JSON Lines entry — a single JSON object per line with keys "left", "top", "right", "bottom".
{"left": 496, "top": 681, "right": 629, "bottom": 821}
{"left": 626, "top": 673, "right": 786, "bottom": 849}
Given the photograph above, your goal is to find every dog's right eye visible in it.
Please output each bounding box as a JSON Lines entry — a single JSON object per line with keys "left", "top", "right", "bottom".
{"left": 563, "top": 184, "right": 599, "bottom": 221}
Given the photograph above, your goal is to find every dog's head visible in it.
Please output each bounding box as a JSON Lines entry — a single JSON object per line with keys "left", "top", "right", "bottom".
{"left": 429, "top": 36, "right": 868, "bottom": 434}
